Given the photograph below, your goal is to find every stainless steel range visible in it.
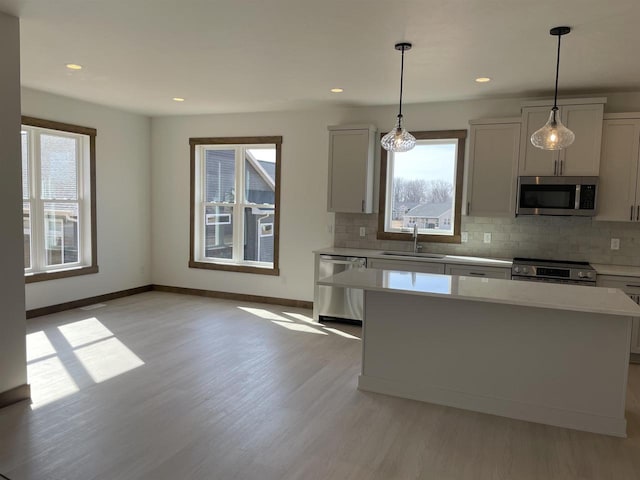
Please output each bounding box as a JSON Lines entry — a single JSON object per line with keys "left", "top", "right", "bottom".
{"left": 511, "top": 257, "right": 596, "bottom": 286}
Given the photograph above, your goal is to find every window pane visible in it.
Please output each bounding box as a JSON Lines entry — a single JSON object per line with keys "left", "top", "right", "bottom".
{"left": 22, "top": 131, "right": 29, "bottom": 199}
{"left": 44, "top": 203, "right": 79, "bottom": 266}
{"left": 243, "top": 206, "right": 274, "bottom": 264}
{"left": 41, "top": 134, "right": 78, "bottom": 200}
{"left": 390, "top": 141, "right": 457, "bottom": 235}
{"left": 205, "top": 149, "right": 235, "bottom": 203}
{"left": 23, "top": 202, "right": 31, "bottom": 269}
{"left": 204, "top": 205, "right": 233, "bottom": 259}
{"left": 245, "top": 147, "right": 276, "bottom": 204}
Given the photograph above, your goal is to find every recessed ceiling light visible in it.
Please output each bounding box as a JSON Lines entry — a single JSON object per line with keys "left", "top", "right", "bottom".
{"left": 330, "top": 88, "right": 344, "bottom": 93}
{"left": 172, "top": 97, "right": 185, "bottom": 102}
{"left": 475, "top": 77, "right": 491, "bottom": 83}
{"left": 66, "top": 64, "right": 83, "bottom": 70}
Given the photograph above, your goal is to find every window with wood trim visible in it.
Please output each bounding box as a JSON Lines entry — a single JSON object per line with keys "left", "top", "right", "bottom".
{"left": 21, "top": 117, "right": 98, "bottom": 282}
{"left": 378, "top": 130, "right": 466, "bottom": 244}
{"left": 189, "top": 136, "right": 281, "bottom": 275}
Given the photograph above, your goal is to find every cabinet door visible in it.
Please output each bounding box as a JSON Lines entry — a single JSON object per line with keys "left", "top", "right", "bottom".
{"left": 467, "top": 122, "right": 520, "bottom": 217}
{"left": 444, "top": 264, "right": 510, "bottom": 279}
{"left": 560, "top": 104, "right": 604, "bottom": 176}
{"left": 519, "top": 106, "right": 558, "bottom": 176}
{"left": 327, "top": 128, "right": 374, "bottom": 213}
{"left": 595, "top": 119, "right": 640, "bottom": 221}
{"left": 368, "top": 258, "right": 445, "bottom": 274}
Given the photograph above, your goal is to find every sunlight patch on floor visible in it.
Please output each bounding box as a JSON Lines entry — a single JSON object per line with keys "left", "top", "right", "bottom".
{"left": 321, "top": 327, "right": 361, "bottom": 340}
{"left": 282, "top": 312, "right": 321, "bottom": 325}
{"left": 26, "top": 330, "right": 56, "bottom": 362}
{"left": 74, "top": 337, "right": 145, "bottom": 383}
{"left": 238, "top": 307, "right": 292, "bottom": 322}
{"left": 58, "top": 317, "right": 114, "bottom": 347}
{"left": 26, "top": 317, "right": 144, "bottom": 408}
{"left": 271, "top": 321, "right": 328, "bottom": 335}
{"left": 28, "top": 357, "right": 79, "bottom": 409}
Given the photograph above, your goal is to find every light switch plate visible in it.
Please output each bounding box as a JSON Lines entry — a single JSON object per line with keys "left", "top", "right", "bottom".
{"left": 483, "top": 232, "right": 491, "bottom": 244}
{"left": 461, "top": 232, "right": 468, "bottom": 243}
{"left": 611, "top": 238, "right": 620, "bottom": 250}
{"left": 359, "top": 227, "right": 366, "bottom": 237}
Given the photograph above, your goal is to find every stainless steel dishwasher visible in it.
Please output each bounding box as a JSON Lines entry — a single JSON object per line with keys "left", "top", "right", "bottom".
{"left": 316, "top": 255, "right": 367, "bottom": 323}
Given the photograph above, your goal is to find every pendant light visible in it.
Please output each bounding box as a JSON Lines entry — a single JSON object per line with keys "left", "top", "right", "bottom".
{"left": 531, "top": 26, "right": 575, "bottom": 150}
{"left": 381, "top": 42, "right": 416, "bottom": 153}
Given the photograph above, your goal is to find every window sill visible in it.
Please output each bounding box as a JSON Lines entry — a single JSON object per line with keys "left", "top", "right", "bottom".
{"left": 25, "top": 265, "right": 99, "bottom": 284}
{"left": 189, "top": 260, "right": 280, "bottom": 276}
{"left": 377, "top": 231, "right": 461, "bottom": 244}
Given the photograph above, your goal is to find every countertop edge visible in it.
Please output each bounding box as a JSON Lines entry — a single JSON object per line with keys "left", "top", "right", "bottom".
{"left": 313, "top": 247, "right": 513, "bottom": 268}
{"left": 317, "top": 270, "right": 640, "bottom": 317}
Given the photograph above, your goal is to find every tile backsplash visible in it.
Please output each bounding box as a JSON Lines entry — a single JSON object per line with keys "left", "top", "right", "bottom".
{"left": 334, "top": 213, "right": 640, "bottom": 266}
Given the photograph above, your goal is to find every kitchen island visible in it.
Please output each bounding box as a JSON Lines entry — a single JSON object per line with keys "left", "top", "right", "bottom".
{"left": 317, "top": 268, "right": 640, "bottom": 437}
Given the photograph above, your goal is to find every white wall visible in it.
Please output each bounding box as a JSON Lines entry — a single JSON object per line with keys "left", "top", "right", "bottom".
{"left": 22, "top": 88, "right": 152, "bottom": 310}
{"left": 151, "top": 109, "right": 354, "bottom": 301}
{"left": 0, "top": 12, "right": 27, "bottom": 394}
{"left": 151, "top": 92, "right": 640, "bottom": 302}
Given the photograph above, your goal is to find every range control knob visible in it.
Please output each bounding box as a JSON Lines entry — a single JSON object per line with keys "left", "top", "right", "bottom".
{"left": 513, "top": 266, "right": 521, "bottom": 274}
{"left": 521, "top": 267, "right": 529, "bottom": 274}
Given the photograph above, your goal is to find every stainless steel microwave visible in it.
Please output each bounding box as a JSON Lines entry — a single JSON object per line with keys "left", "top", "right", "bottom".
{"left": 516, "top": 176, "right": 598, "bottom": 216}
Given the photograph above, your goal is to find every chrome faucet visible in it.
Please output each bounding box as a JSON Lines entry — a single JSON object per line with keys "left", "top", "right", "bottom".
{"left": 412, "top": 224, "right": 422, "bottom": 254}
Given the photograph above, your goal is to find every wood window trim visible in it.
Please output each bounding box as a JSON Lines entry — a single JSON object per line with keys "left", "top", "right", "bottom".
{"left": 22, "top": 116, "right": 99, "bottom": 283}
{"left": 189, "top": 136, "right": 282, "bottom": 276}
{"left": 377, "top": 130, "right": 467, "bottom": 244}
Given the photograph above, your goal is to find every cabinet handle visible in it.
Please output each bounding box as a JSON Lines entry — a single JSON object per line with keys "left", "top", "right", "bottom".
{"left": 361, "top": 200, "right": 365, "bottom": 213}
{"left": 559, "top": 160, "right": 563, "bottom": 176}
{"left": 467, "top": 202, "right": 470, "bottom": 214}
{"left": 631, "top": 205, "right": 634, "bottom": 221}
{"left": 637, "top": 205, "right": 639, "bottom": 221}
{"left": 554, "top": 160, "right": 558, "bottom": 176}
{"left": 468, "top": 272, "right": 486, "bottom": 276}
{"left": 626, "top": 284, "right": 640, "bottom": 288}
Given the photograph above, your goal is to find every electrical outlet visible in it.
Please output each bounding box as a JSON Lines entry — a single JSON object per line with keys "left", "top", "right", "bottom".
{"left": 611, "top": 238, "right": 620, "bottom": 250}
{"left": 461, "top": 232, "right": 469, "bottom": 243}
{"left": 483, "top": 232, "right": 491, "bottom": 244}
{"left": 359, "top": 227, "right": 366, "bottom": 237}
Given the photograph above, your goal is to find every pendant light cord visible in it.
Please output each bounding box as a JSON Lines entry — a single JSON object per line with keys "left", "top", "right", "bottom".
{"left": 398, "top": 45, "right": 406, "bottom": 123}
{"left": 553, "top": 33, "right": 562, "bottom": 110}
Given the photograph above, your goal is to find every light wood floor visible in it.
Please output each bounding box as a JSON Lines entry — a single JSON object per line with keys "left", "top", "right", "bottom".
{"left": 1, "top": 291, "right": 640, "bottom": 480}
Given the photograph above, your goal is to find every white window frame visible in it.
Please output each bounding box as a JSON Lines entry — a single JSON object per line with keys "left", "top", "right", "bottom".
{"left": 189, "top": 136, "right": 281, "bottom": 275}
{"left": 22, "top": 118, "right": 98, "bottom": 282}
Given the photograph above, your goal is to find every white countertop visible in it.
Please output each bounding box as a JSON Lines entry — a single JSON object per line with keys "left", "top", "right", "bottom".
{"left": 318, "top": 268, "right": 640, "bottom": 317}
{"left": 592, "top": 264, "right": 640, "bottom": 278}
{"left": 314, "top": 247, "right": 513, "bottom": 268}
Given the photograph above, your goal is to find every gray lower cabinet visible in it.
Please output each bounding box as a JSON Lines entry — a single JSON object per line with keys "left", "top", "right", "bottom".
{"left": 596, "top": 275, "right": 640, "bottom": 355}
{"left": 367, "top": 258, "right": 445, "bottom": 274}
{"left": 444, "top": 264, "right": 511, "bottom": 279}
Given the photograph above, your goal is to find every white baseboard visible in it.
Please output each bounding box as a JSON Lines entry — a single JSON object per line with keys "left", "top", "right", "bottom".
{"left": 358, "top": 375, "right": 627, "bottom": 437}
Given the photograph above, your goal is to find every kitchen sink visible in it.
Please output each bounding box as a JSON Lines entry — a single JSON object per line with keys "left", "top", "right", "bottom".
{"left": 381, "top": 251, "right": 445, "bottom": 259}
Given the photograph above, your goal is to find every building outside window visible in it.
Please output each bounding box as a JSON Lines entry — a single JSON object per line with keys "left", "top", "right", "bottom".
{"left": 189, "top": 136, "right": 281, "bottom": 275}
{"left": 21, "top": 117, "right": 98, "bottom": 282}
{"left": 378, "top": 130, "right": 466, "bottom": 244}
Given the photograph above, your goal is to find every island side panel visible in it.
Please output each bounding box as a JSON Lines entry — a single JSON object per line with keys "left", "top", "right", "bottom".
{"left": 359, "top": 290, "right": 632, "bottom": 437}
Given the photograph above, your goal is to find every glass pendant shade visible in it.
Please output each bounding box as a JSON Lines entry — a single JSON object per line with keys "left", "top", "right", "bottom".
{"left": 530, "top": 108, "right": 575, "bottom": 150}
{"left": 381, "top": 42, "right": 415, "bottom": 153}
{"left": 381, "top": 120, "right": 416, "bottom": 153}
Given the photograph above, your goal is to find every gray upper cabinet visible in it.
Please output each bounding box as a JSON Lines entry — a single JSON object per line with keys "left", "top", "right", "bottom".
{"left": 467, "top": 118, "right": 520, "bottom": 217}
{"left": 518, "top": 99, "right": 605, "bottom": 177}
{"left": 596, "top": 115, "right": 640, "bottom": 222}
{"left": 327, "top": 125, "right": 376, "bottom": 213}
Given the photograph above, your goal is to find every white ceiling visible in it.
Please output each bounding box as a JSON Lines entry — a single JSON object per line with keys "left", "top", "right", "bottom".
{"left": 1, "top": 0, "right": 640, "bottom": 116}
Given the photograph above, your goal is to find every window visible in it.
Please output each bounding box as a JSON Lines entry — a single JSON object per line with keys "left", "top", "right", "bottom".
{"left": 378, "top": 130, "right": 466, "bottom": 243}
{"left": 189, "top": 136, "right": 281, "bottom": 275}
{"left": 22, "top": 117, "right": 98, "bottom": 282}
